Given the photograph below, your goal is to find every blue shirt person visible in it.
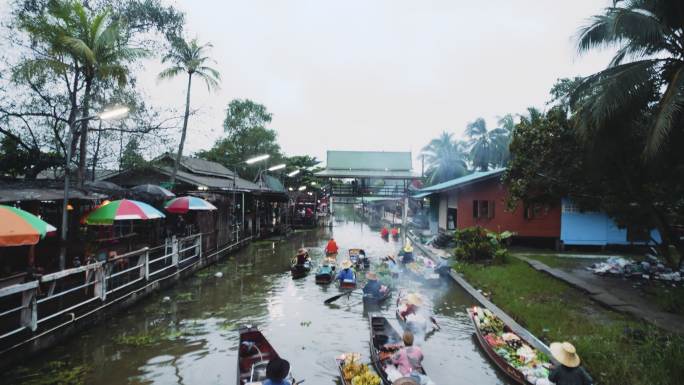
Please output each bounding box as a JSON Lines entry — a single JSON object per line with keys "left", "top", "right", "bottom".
{"left": 336, "top": 260, "right": 356, "bottom": 283}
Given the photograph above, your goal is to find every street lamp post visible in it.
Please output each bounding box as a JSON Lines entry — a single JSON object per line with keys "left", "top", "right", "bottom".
{"left": 59, "top": 107, "right": 129, "bottom": 269}
{"left": 231, "top": 154, "right": 270, "bottom": 241}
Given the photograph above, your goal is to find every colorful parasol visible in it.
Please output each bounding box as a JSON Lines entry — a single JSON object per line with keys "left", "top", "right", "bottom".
{"left": 0, "top": 205, "right": 57, "bottom": 247}
{"left": 164, "top": 196, "right": 217, "bottom": 214}
{"left": 85, "top": 199, "right": 165, "bottom": 225}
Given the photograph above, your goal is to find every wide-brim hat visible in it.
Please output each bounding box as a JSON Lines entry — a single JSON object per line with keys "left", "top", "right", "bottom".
{"left": 403, "top": 239, "right": 413, "bottom": 252}
{"left": 297, "top": 248, "right": 308, "bottom": 255}
{"left": 550, "top": 342, "right": 581, "bottom": 368}
{"left": 341, "top": 260, "right": 353, "bottom": 269}
{"left": 366, "top": 272, "right": 378, "bottom": 280}
{"left": 406, "top": 293, "right": 423, "bottom": 306}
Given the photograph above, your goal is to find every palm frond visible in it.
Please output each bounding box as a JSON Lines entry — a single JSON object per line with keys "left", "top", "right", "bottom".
{"left": 645, "top": 64, "right": 684, "bottom": 157}
{"left": 157, "top": 66, "right": 186, "bottom": 81}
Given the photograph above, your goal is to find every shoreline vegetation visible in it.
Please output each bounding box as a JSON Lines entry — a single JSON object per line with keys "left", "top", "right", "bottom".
{"left": 454, "top": 258, "right": 684, "bottom": 385}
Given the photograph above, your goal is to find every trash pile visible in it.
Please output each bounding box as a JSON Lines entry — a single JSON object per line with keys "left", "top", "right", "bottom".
{"left": 471, "top": 306, "right": 553, "bottom": 385}
{"left": 428, "top": 232, "right": 454, "bottom": 249}
{"left": 587, "top": 256, "right": 682, "bottom": 282}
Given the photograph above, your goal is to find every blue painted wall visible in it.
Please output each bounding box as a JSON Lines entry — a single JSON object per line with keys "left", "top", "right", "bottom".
{"left": 560, "top": 199, "right": 661, "bottom": 246}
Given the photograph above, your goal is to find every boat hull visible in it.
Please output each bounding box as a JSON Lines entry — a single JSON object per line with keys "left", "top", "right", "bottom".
{"left": 368, "top": 314, "right": 427, "bottom": 385}
{"left": 237, "top": 326, "right": 295, "bottom": 385}
{"left": 468, "top": 308, "right": 534, "bottom": 385}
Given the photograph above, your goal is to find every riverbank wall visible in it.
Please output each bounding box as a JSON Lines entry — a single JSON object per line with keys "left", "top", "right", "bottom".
{"left": 0, "top": 234, "right": 252, "bottom": 369}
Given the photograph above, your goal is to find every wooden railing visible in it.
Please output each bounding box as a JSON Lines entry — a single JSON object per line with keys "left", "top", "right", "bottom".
{"left": 0, "top": 233, "right": 249, "bottom": 348}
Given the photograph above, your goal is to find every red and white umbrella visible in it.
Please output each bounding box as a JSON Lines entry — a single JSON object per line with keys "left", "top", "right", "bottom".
{"left": 164, "top": 196, "right": 217, "bottom": 214}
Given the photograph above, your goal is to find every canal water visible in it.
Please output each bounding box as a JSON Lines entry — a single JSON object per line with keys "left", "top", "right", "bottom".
{"left": 9, "top": 209, "right": 509, "bottom": 385}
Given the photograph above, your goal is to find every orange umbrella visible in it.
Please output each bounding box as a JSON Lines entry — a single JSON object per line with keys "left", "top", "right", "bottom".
{"left": 0, "top": 205, "right": 57, "bottom": 247}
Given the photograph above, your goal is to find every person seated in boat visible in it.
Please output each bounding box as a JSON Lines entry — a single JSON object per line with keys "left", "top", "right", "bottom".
{"left": 263, "top": 357, "right": 291, "bottom": 385}
{"left": 548, "top": 342, "right": 593, "bottom": 385}
{"left": 391, "top": 331, "right": 424, "bottom": 377}
{"left": 380, "top": 227, "right": 389, "bottom": 238}
{"left": 391, "top": 227, "right": 399, "bottom": 238}
{"left": 400, "top": 239, "right": 414, "bottom": 263}
{"left": 336, "top": 260, "right": 355, "bottom": 283}
{"left": 325, "top": 238, "right": 339, "bottom": 255}
{"left": 398, "top": 293, "right": 423, "bottom": 318}
{"left": 363, "top": 272, "right": 388, "bottom": 299}
{"left": 295, "top": 248, "right": 310, "bottom": 265}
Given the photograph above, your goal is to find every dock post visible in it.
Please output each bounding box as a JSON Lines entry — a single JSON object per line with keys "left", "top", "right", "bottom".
{"left": 402, "top": 195, "right": 408, "bottom": 244}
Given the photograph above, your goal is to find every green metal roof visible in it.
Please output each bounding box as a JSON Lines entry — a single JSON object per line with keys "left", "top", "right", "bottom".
{"left": 416, "top": 168, "right": 505, "bottom": 195}
{"left": 315, "top": 169, "right": 416, "bottom": 179}
{"left": 326, "top": 151, "right": 412, "bottom": 171}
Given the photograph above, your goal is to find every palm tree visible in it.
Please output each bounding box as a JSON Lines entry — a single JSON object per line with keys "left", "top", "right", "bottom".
{"left": 465, "top": 117, "right": 514, "bottom": 171}
{"left": 159, "top": 37, "right": 221, "bottom": 186}
{"left": 573, "top": 0, "right": 684, "bottom": 158}
{"left": 17, "top": 1, "right": 145, "bottom": 184}
{"left": 421, "top": 132, "right": 468, "bottom": 185}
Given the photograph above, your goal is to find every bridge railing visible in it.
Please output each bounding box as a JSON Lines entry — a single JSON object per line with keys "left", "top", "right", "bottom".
{"left": 330, "top": 185, "right": 407, "bottom": 197}
{"left": 0, "top": 232, "right": 247, "bottom": 347}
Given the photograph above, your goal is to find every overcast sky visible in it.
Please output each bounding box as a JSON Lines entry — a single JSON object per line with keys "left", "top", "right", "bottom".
{"left": 8, "top": 0, "right": 619, "bottom": 168}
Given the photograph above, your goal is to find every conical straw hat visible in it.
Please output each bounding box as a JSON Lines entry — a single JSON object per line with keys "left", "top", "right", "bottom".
{"left": 550, "top": 341, "right": 581, "bottom": 368}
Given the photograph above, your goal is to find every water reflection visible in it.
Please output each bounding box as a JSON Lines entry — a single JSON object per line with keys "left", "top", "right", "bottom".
{"left": 9, "top": 208, "right": 509, "bottom": 385}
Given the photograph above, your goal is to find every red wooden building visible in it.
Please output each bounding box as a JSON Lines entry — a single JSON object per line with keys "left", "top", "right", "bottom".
{"left": 415, "top": 169, "right": 561, "bottom": 243}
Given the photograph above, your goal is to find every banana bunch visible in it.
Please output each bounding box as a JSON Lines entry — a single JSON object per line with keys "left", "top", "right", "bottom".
{"left": 351, "top": 371, "right": 381, "bottom": 385}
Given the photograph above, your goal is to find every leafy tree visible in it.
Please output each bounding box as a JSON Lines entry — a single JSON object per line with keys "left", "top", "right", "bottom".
{"left": 120, "top": 136, "right": 146, "bottom": 170}
{"left": 159, "top": 36, "right": 220, "bottom": 186}
{"left": 15, "top": 0, "right": 147, "bottom": 184}
{"left": 285, "top": 155, "right": 322, "bottom": 191}
{"left": 421, "top": 131, "right": 468, "bottom": 185}
{"left": 197, "top": 99, "right": 283, "bottom": 181}
{"left": 567, "top": 1, "right": 684, "bottom": 265}
{"left": 506, "top": 79, "right": 684, "bottom": 268}
{"left": 223, "top": 99, "right": 273, "bottom": 138}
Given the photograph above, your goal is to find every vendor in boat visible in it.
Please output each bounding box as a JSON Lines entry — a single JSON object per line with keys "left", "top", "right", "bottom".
{"left": 391, "top": 331, "right": 424, "bottom": 377}
{"left": 398, "top": 293, "right": 423, "bottom": 318}
{"left": 336, "top": 260, "right": 355, "bottom": 283}
{"left": 264, "top": 357, "right": 292, "bottom": 385}
{"left": 548, "top": 342, "right": 593, "bottom": 385}
{"left": 363, "top": 272, "right": 387, "bottom": 298}
{"left": 380, "top": 227, "right": 389, "bottom": 238}
{"left": 391, "top": 227, "right": 399, "bottom": 238}
{"left": 295, "top": 248, "right": 310, "bottom": 265}
{"left": 400, "top": 239, "right": 414, "bottom": 263}
{"left": 325, "top": 238, "right": 339, "bottom": 255}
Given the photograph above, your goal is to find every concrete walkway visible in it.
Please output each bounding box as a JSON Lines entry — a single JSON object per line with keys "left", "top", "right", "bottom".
{"left": 514, "top": 255, "right": 684, "bottom": 334}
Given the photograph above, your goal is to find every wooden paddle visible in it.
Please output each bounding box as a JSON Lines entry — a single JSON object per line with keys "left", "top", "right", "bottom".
{"left": 324, "top": 290, "right": 361, "bottom": 304}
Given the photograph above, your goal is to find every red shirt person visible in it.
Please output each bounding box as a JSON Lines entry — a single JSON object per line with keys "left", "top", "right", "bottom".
{"left": 325, "top": 238, "right": 339, "bottom": 254}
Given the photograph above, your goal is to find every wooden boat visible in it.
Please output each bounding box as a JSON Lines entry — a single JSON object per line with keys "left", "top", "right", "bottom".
{"left": 336, "top": 355, "right": 380, "bottom": 385}
{"left": 339, "top": 279, "right": 357, "bottom": 290}
{"left": 349, "top": 248, "right": 369, "bottom": 269}
{"left": 237, "top": 326, "right": 295, "bottom": 385}
{"left": 468, "top": 306, "right": 550, "bottom": 385}
{"left": 362, "top": 288, "right": 392, "bottom": 306}
{"left": 368, "top": 314, "right": 428, "bottom": 385}
{"left": 315, "top": 264, "right": 335, "bottom": 284}
{"left": 290, "top": 260, "right": 311, "bottom": 279}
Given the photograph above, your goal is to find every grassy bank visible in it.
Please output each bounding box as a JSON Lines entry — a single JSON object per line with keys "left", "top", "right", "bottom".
{"left": 454, "top": 258, "right": 684, "bottom": 385}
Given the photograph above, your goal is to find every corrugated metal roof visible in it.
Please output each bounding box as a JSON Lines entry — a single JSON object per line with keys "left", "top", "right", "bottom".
{"left": 417, "top": 168, "right": 505, "bottom": 194}
{"left": 160, "top": 167, "right": 259, "bottom": 191}
{"left": 325, "top": 151, "right": 412, "bottom": 171}
{"left": 155, "top": 153, "right": 235, "bottom": 178}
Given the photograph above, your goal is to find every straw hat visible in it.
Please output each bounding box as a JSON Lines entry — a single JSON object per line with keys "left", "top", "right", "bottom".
{"left": 341, "top": 260, "right": 353, "bottom": 269}
{"left": 403, "top": 238, "right": 413, "bottom": 253}
{"left": 366, "top": 272, "right": 378, "bottom": 280}
{"left": 550, "top": 342, "right": 581, "bottom": 368}
{"left": 406, "top": 293, "right": 423, "bottom": 306}
{"left": 297, "top": 248, "right": 308, "bottom": 255}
